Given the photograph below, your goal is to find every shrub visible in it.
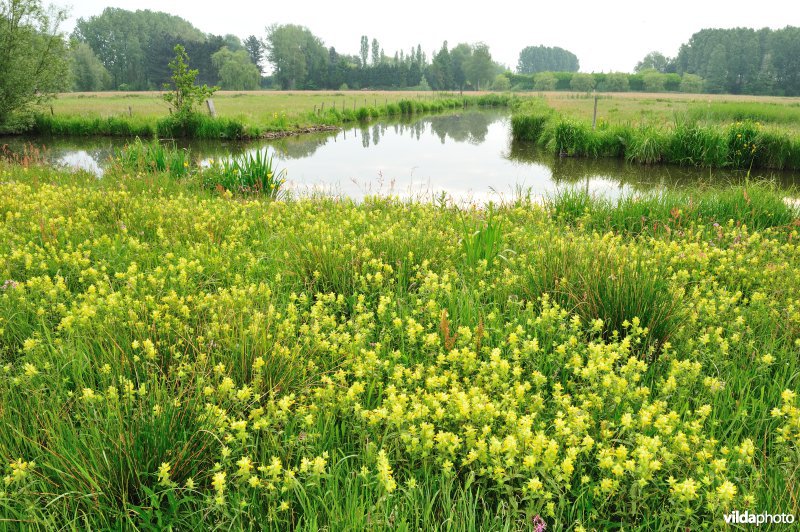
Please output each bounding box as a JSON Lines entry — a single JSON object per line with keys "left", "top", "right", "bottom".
{"left": 569, "top": 73, "right": 596, "bottom": 93}
{"left": 533, "top": 72, "right": 558, "bottom": 91}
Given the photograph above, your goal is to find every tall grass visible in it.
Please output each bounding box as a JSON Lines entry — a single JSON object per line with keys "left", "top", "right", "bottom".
{"left": 156, "top": 114, "right": 250, "bottom": 139}
{"left": 511, "top": 105, "right": 800, "bottom": 170}
{"left": 202, "top": 150, "right": 286, "bottom": 197}
{"left": 1, "top": 165, "right": 799, "bottom": 527}
{"left": 548, "top": 182, "right": 798, "bottom": 234}
{"left": 665, "top": 122, "right": 727, "bottom": 167}
{"left": 312, "top": 94, "right": 514, "bottom": 127}
{"left": 686, "top": 101, "right": 800, "bottom": 125}
{"left": 33, "top": 114, "right": 157, "bottom": 137}
{"left": 28, "top": 95, "right": 513, "bottom": 139}
{"left": 626, "top": 127, "right": 666, "bottom": 164}
{"left": 458, "top": 208, "right": 507, "bottom": 269}
{"left": 113, "top": 137, "right": 191, "bottom": 177}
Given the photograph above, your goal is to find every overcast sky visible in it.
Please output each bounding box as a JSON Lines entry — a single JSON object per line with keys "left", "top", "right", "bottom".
{"left": 62, "top": 0, "right": 796, "bottom": 73}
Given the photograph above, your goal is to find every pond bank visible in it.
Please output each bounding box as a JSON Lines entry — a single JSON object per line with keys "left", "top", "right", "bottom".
{"left": 511, "top": 101, "right": 800, "bottom": 172}
{"left": 27, "top": 94, "right": 515, "bottom": 140}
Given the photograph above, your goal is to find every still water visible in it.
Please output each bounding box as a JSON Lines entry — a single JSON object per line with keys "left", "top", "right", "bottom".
{"left": 5, "top": 110, "right": 798, "bottom": 201}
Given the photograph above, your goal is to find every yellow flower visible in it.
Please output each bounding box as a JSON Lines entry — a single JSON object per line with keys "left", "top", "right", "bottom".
{"left": 236, "top": 456, "right": 253, "bottom": 478}
{"left": 376, "top": 450, "right": 396, "bottom": 493}
{"left": 716, "top": 480, "right": 737, "bottom": 504}
{"left": 157, "top": 462, "right": 172, "bottom": 486}
{"left": 212, "top": 471, "right": 226, "bottom": 498}
{"left": 23, "top": 363, "right": 38, "bottom": 377}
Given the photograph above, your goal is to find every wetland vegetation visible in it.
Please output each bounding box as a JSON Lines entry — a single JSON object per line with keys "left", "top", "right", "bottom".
{"left": 2, "top": 0, "right": 800, "bottom": 529}
{"left": 1, "top": 158, "right": 799, "bottom": 529}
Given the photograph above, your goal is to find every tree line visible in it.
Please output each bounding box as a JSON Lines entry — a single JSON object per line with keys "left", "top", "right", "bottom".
{"left": 71, "top": 8, "right": 260, "bottom": 91}
{"left": 3, "top": 0, "right": 800, "bottom": 134}
{"left": 634, "top": 27, "right": 800, "bottom": 96}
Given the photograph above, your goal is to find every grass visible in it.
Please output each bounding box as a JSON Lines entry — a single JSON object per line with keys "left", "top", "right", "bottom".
{"left": 28, "top": 91, "right": 514, "bottom": 139}
{"left": 511, "top": 98, "right": 800, "bottom": 171}
{"left": 0, "top": 159, "right": 799, "bottom": 529}
{"left": 537, "top": 91, "right": 800, "bottom": 132}
{"left": 547, "top": 182, "right": 798, "bottom": 232}
{"left": 114, "top": 137, "right": 191, "bottom": 177}
{"left": 202, "top": 150, "right": 286, "bottom": 197}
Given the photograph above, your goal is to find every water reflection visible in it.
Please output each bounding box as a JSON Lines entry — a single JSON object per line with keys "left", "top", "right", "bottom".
{"left": 2, "top": 109, "right": 798, "bottom": 201}
{"left": 506, "top": 140, "right": 800, "bottom": 191}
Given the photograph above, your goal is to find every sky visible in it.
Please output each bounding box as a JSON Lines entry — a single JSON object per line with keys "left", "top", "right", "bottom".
{"left": 62, "top": 0, "right": 796, "bottom": 73}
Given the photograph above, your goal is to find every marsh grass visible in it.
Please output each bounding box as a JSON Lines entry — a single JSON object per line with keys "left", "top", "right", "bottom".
{"left": 686, "top": 101, "right": 800, "bottom": 125}
{"left": 113, "top": 137, "right": 191, "bottom": 177}
{"left": 202, "top": 150, "right": 286, "bottom": 197}
{"left": 549, "top": 182, "right": 798, "bottom": 234}
{"left": 523, "top": 227, "right": 683, "bottom": 353}
{"left": 626, "top": 127, "right": 667, "bottom": 164}
{"left": 458, "top": 208, "right": 507, "bottom": 269}
{"left": 512, "top": 106, "right": 800, "bottom": 170}
{"left": 1, "top": 163, "right": 799, "bottom": 529}
{"left": 32, "top": 94, "right": 513, "bottom": 139}
{"left": 33, "top": 114, "right": 157, "bottom": 137}
{"left": 666, "top": 122, "right": 727, "bottom": 167}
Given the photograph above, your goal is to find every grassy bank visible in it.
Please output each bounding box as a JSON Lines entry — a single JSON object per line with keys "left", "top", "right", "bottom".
{"left": 0, "top": 159, "right": 798, "bottom": 529}
{"left": 536, "top": 92, "right": 800, "bottom": 132}
{"left": 511, "top": 99, "right": 800, "bottom": 171}
{"left": 30, "top": 92, "right": 513, "bottom": 139}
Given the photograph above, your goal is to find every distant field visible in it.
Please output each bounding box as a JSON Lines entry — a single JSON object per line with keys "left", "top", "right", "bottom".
{"left": 50, "top": 90, "right": 478, "bottom": 129}
{"left": 538, "top": 91, "right": 800, "bottom": 131}
{"left": 49, "top": 90, "right": 800, "bottom": 133}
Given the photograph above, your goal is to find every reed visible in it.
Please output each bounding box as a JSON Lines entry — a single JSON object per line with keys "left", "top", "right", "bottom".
{"left": 511, "top": 107, "right": 800, "bottom": 170}
{"left": 201, "top": 150, "right": 286, "bottom": 197}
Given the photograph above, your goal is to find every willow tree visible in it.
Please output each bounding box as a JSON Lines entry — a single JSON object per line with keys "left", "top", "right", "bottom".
{"left": 0, "top": 0, "right": 69, "bottom": 131}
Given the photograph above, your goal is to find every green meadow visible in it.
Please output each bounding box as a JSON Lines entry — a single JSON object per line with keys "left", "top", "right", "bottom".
{"left": 34, "top": 91, "right": 511, "bottom": 139}
{"left": 0, "top": 156, "right": 798, "bottom": 529}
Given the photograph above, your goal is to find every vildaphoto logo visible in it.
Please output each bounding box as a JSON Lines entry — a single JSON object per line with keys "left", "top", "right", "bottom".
{"left": 724, "top": 511, "right": 796, "bottom": 526}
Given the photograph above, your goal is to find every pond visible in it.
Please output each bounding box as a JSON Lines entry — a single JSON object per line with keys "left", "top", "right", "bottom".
{"left": 3, "top": 110, "right": 799, "bottom": 202}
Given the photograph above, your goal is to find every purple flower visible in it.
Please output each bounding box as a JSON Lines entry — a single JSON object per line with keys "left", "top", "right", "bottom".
{"left": 532, "top": 515, "right": 547, "bottom": 532}
{"left": 1, "top": 280, "right": 19, "bottom": 291}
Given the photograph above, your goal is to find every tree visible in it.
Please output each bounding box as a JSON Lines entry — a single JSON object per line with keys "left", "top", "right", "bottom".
{"left": 425, "top": 41, "right": 452, "bottom": 90}
{"left": 464, "top": 43, "right": 494, "bottom": 91}
{"left": 74, "top": 8, "right": 207, "bottom": 90}
{"left": 0, "top": 0, "right": 69, "bottom": 131}
{"left": 69, "top": 41, "right": 110, "bottom": 91}
{"left": 371, "top": 38, "right": 380, "bottom": 66}
{"left": 162, "top": 44, "right": 216, "bottom": 119}
{"left": 491, "top": 73, "right": 511, "bottom": 91}
{"left": 704, "top": 44, "right": 728, "bottom": 93}
{"left": 265, "top": 24, "right": 327, "bottom": 89}
{"left": 533, "top": 72, "right": 557, "bottom": 91}
{"left": 211, "top": 47, "right": 260, "bottom": 90}
{"left": 517, "top": 45, "right": 579, "bottom": 74}
{"left": 634, "top": 51, "right": 673, "bottom": 73}
{"left": 450, "top": 43, "right": 472, "bottom": 92}
{"left": 360, "top": 35, "right": 368, "bottom": 68}
{"left": 243, "top": 35, "right": 264, "bottom": 71}
{"left": 604, "top": 72, "right": 629, "bottom": 92}
{"left": 569, "top": 72, "right": 595, "bottom": 92}
{"left": 641, "top": 70, "right": 666, "bottom": 92}
{"left": 769, "top": 27, "right": 800, "bottom": 96}
{"left": 679, "top": 73, "right": 705, "bottom": 93}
